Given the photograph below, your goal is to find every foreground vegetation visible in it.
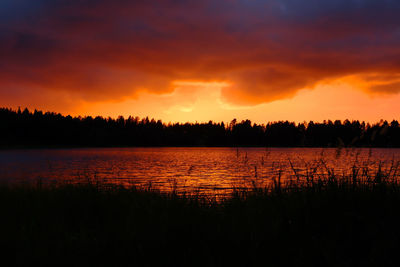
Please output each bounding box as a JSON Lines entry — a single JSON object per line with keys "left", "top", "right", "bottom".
{"left": 2, "top": 162, "right": 400, "bottom": 267}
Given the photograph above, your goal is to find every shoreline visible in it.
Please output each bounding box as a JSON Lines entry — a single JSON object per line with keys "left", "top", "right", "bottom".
{"left": 1, "top": 145, "right": 400, "bottom": 151}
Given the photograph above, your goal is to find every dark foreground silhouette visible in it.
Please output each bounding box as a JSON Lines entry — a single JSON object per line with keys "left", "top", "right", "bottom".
{"left": 2, "top": 164, "right": 400, "bottom": 267}
{"left": 1, "top": 107, "right": 400, "bottom": 148}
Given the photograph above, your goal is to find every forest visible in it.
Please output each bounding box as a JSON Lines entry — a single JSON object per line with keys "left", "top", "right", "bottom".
{"left": 0, "top": 107, "right": 399, "bottom": 148}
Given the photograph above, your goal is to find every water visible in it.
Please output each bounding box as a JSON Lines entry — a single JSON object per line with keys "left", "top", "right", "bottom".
{"left": 0, "top": 147, "right": 399, "bottom": 197}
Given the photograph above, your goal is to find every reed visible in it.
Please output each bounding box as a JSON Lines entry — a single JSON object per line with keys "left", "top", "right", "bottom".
{"left": 2, "top": 159, "right": 400, "bottom": 266}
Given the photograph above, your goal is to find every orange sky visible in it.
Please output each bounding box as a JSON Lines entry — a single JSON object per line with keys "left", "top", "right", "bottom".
{"left": 1, "top": 0, "right": 400, "bottom": 123}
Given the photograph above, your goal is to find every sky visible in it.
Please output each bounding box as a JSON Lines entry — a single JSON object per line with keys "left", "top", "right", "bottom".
{"left": 1, "top": 0, "right": 400, "bottom": 123}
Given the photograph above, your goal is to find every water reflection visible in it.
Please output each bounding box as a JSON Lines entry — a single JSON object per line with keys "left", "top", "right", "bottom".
{"left": 0, "top": 147, "right": 399, "bottom": 197}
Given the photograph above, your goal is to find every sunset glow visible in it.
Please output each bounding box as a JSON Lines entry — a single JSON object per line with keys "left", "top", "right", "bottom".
{"left": 1, "top": 0, "right": 400, "bottom": 122}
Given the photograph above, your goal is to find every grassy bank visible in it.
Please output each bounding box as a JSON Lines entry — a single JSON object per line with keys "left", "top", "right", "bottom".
{"left": 2, "top": 167, "right": 400, "bottom": 267}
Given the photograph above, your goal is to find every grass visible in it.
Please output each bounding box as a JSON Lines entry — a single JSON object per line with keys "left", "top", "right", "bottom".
{"left": 2, "top": 160, "right": 400, "bottom": 267}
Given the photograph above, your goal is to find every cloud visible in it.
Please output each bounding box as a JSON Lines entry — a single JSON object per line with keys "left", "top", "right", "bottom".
{"left": 1, "top": 0, "right": 400, "bottom": 107}
{"left": 369, "top": 82, "right": 400, "bottom": 94}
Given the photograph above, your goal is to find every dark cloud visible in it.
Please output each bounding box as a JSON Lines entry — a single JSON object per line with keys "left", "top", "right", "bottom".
{"left": 1, "top": 0, "right": 400, "bottom": 105}
{"left": 369, "top": 82, "right": 400, "bottom": 94}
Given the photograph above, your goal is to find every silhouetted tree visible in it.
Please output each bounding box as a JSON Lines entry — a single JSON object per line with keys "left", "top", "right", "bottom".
{"left": 0, "top": 107, "right": 399, "bottom": 148}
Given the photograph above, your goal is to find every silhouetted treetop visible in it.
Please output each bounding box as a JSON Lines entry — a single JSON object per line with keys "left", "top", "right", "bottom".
{"left": 0, "top": 107, "right": 399, "bottom": 148}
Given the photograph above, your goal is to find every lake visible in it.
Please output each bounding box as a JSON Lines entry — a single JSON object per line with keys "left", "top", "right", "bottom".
{"left": 1, "top": 147, "right": 399, "bottom": 197}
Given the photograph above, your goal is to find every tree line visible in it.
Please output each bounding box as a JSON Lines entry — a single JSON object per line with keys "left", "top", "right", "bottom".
{"left": 0, "top": 107, "right": 399, "bottom": 148}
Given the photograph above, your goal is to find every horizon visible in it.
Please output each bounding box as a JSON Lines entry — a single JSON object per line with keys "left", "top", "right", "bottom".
{"left": 2, "top": 2, "right": 400, "bottom": 265}
{"left": 3, "top": 106, "right": 399, "bottom": 127}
